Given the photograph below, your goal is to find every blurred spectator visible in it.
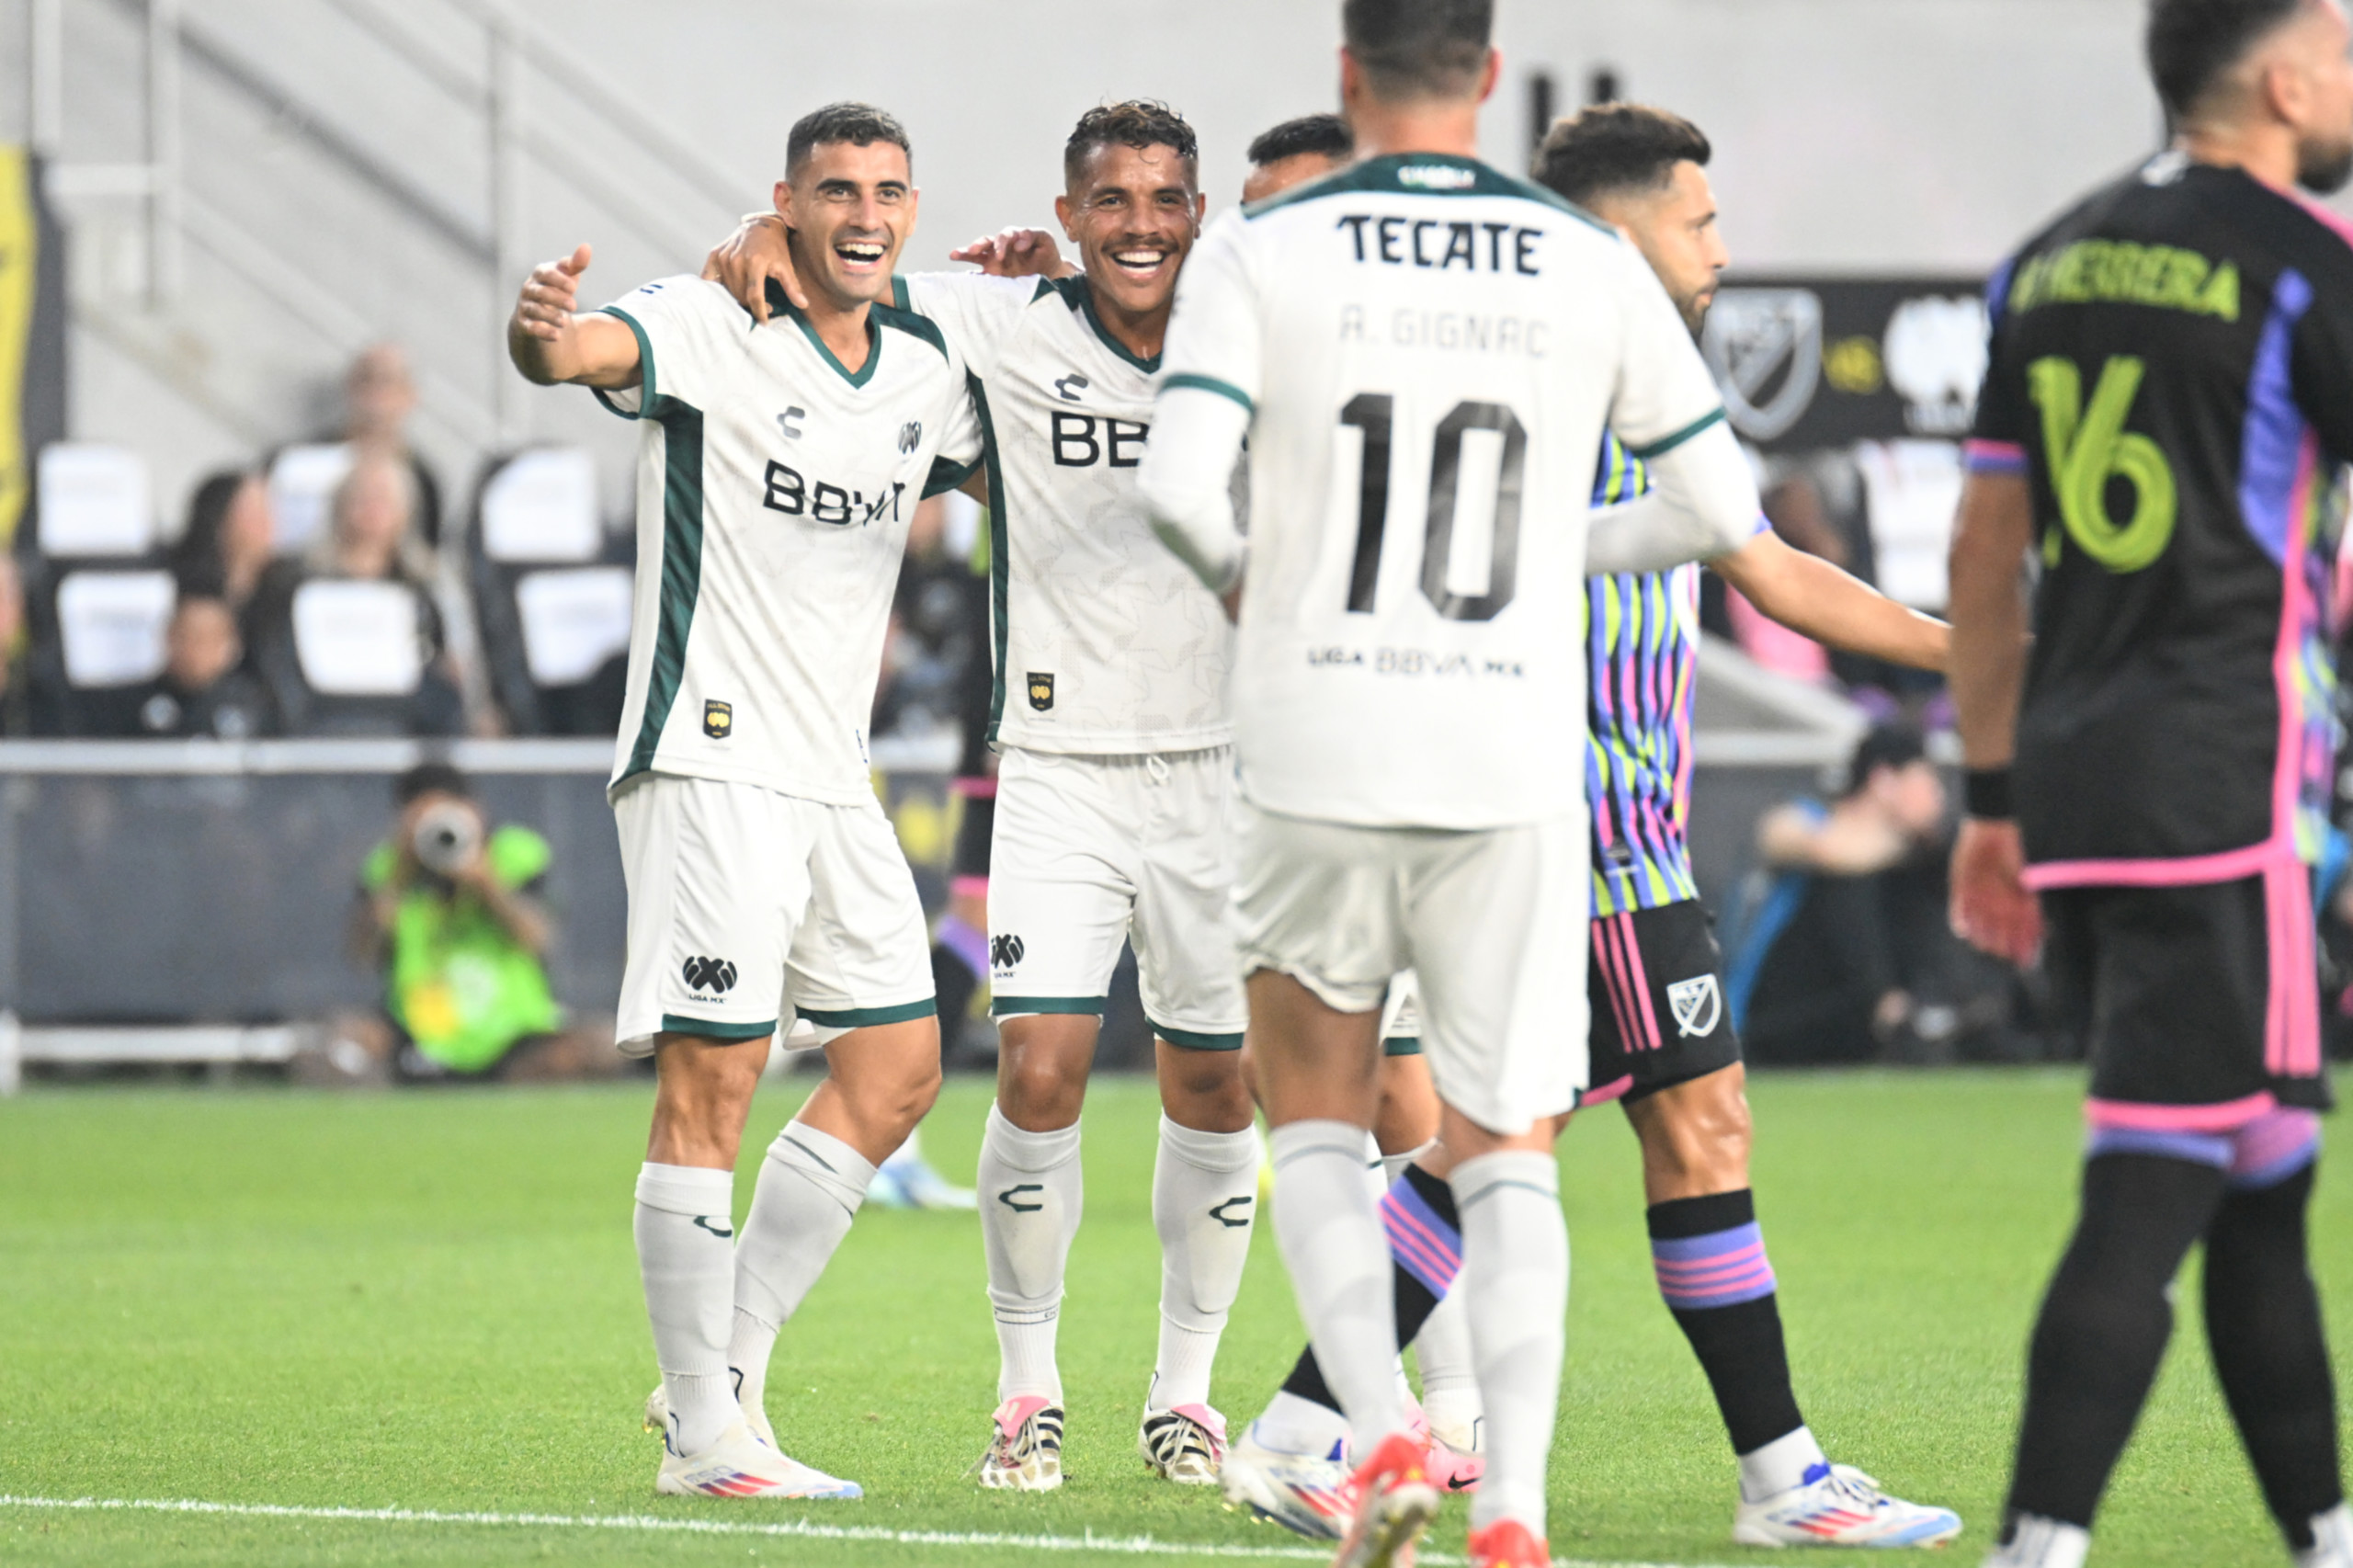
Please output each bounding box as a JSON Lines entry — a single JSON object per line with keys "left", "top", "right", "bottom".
{"left": 249, "top": 451, "right": 463, "bottom": 735}
{"left": 343, "top": 344, "right": 445, "bottom": 549}
{"left": 0, "top": 551, "right": 28, "bottom": 734}
{"left": 335, "top": 761, "right": 614, "bottom": 1082}
{"left": 1723, "top": 726, "right": 1954, "bottom": 1063}
{"left": 128, "top": 592, "right": 275, "bottom": 738}
{"left": 170, "top": 469, "right": 277, "bottom": 641}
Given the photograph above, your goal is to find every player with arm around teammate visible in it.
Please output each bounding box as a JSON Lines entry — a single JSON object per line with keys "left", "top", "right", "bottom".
{"left": 508, "top": 102, "right": 982, "bottom": 1502}
{"left": 706, "top": 102, "right": 1262, "bottom": 1494}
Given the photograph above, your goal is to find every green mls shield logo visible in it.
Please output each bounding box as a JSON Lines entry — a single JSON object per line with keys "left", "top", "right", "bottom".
{"left": 1026, "top": 672, "right": 1054, "bottom": 711}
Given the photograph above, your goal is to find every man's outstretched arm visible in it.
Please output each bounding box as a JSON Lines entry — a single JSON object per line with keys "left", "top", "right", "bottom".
{"left": 507, "top": 243, "right": 642, "bottom": 389}
{"left": 1711, "top": 530, "right": 1948, "bottom": 672}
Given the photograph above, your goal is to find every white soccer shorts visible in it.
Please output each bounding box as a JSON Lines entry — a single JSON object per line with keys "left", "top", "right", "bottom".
{"left": 1233, "top": 801, "right": 1589, "bottom": 1134}
{"left": 613, "top": 773, "right": 934, "bottom": 1054}
{"left": 986, "top": 745, "right": 1248, "bottom": 1050}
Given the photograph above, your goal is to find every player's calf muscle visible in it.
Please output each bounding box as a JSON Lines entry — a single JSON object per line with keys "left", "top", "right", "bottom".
{"left": 1626, "top": 1065, "right": 1753, "bottom": 1200}
{"left": 646, "top": 1033, "right": 768, "bottom": 1167}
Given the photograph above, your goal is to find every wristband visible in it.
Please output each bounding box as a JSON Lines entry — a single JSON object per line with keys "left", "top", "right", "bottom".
{"left": 1963, "top": 767, "right": 2014, "bottom": 821}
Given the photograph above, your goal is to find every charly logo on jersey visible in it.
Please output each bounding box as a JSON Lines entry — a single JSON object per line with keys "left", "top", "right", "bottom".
{"left": 1027, "top": 671, "right": 1055, "bottom": 710}
{"left": 702, "top": 699, "right": 733, "bottom": 739}
{"left": 898, "top": 420, "right": 922, "bottom": 454}
{"left": 1666, "top": 974, "right": 1722, "bottom": 1039}
{"left": 1397, "top": 162, "right": 1476, "bottom": 191}
{"left": 1702, "top": 289, "right": 1824, "bottom": 442}
{"left": 776, "top": 406, "right": 805, "bottom": 441}
{"left": 989, "top": 934, "right": 1024, "bottom": 971}
{"left": 681, "top": 955, "right": 738, "bottom": 996}
{"left": 1053, "top": 371, "right": 1089, "bottom": 403}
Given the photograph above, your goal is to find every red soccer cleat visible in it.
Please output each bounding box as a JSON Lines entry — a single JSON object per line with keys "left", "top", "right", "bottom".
{"left": 1331, "top": 1429, "right": 1441, "bottom": 1568}
{"left": 1467, "top": 1517, "right": 1550, "bottom": 1568}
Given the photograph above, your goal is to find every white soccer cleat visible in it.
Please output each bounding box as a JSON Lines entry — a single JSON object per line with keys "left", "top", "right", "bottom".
{"left": 643, "top": 1382, "right": 775, "bottom": 1450}
{"left": 1220, "top": 1420, "right": 1351, "bottom": 1540}
{"left": 1981, "top": 1512, "right": 2088, "bottom": 1568}
{"left": 1733, "top": 1461, "right": 1963, "bottom": 1549}
{"left": 1332, "top": 1430, "right": 1441, "bottom": 1568}
{"left": 2297, "top": 1504, "right": 2353, "bottom": 1568}
{"left": 654, "top": 1416, "right": 862, "bottom": 1500}
{"left": 868, "top": 1148, "right": 980, "bottom": 1210}
{"left": 1139, "top": 1402, "right": 1227, "bottom": 1485}
{"left": 976, "top": 1394, "right": 1064, "bottom": 1490}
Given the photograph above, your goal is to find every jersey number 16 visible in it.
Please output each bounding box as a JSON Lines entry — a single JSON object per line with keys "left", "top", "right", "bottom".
{"left": 1338, "top": 393, "right": 1527, "bottom": 621}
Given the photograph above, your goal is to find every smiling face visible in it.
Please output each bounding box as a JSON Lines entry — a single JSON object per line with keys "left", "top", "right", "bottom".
{"left": 1054, "top": 141, "right": 1204, "bottom": 321}
{"left": 775, "top": 139, "right": 917, "bottom": 310}
{"left": 1588, "top": 161, "right": 1729, "bottom": 337}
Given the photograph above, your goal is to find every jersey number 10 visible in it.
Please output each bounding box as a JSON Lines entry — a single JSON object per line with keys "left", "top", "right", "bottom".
{"left": 1338, "top": 394, "right": 1527, "bottom": 621}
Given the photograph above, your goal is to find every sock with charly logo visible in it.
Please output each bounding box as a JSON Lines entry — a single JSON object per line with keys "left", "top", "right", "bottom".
{"left": 977, "top": 1104, "right": 1084, "bottom": 1403}
{"left": 1646, "top": 1188, "right": 1821, "bottom": 1499}
{"left": 728, "top": 1120, "right": 875, "bottom": 1432}
{"left": 1149, "top": 1116, "right": 1260, "bottom": 1411}
{"left": 633, "top": 1161, "right": 740, "bottom": 1457}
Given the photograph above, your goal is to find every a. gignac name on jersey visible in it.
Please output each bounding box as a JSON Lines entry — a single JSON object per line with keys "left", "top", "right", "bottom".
{"left": 762, "top": 460, "right": 904, "bottom": 528}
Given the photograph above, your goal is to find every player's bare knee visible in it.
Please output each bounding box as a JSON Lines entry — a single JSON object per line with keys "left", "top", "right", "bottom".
{"left": 1159, "top": 1043, "right": 1253, "bottom": 1131}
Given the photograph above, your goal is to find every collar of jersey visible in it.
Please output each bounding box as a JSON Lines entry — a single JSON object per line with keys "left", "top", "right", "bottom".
{"left": 776, "top": 297, "right": 883, "bottom": 389}
{"left": 1044, "top": 274, "right": 1162, "bottom": 376}
{"left": 1242, "top": 151, "right": 1607, "bottom": 233}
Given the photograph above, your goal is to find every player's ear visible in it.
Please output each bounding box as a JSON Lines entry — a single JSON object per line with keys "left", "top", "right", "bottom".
{"left": 772, "top": 177, "right": 794, "bottom": 219}
{"left": 1476, "top": 47, "right": 1502, "bottom": 105}
{"left": 1192, "top": 192, "right": 1207, "bottom": 231}
{"left": 1054, "top": 193, "right": 1078, "bottom": 241}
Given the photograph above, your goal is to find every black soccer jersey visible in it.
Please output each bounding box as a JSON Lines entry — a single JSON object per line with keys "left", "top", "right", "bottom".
{"left": 1970, "top": 154, "right": 2353, "bottom": 883}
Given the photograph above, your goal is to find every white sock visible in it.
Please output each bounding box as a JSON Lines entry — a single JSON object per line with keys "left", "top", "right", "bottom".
{"left": 977, "top": 1103, "right": 1083, "bottom": 1403}
{"left": 1269, "top": 1119, "right": 1406, "bottom": 1458}
{"left": 728, "top": 1120, "right": 874, "bottom": 1431}
{"left": 1994, "top": 1514, "right": 2090, "bottom": 1568}
{"left": 1255, "top": 1387, "right": 1351, "bottom": 1459}
{"left": 1413, "top": 1286, "right": 1483, "bottom": 1435}
{"left": 1454, "top": 1150, "right": 1567, "bottom": 1538}
{"left": 2298, "top": 1503, "right": 2353, "bottom": 1568}
{"left": 1738, "top": 1424, "right": 1829, "bottom": 1502}
{"left": 1149, "top": 1116, "right": 1260, "bottom": 1412}
{"left": 1379, "top": 1140, "right": 1430, "bottom": 1188}
{"left": 633, "top": 1162, "right": 740, "bottom": 1456}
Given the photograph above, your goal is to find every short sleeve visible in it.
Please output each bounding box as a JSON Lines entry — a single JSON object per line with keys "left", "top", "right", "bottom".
{"left": 591, "top": 275, "right": 746, "bottom": 420}
{"left": 901, "top": 272, "right": 1035, "bottom": 381}
{"left": 925, "top": 381, "right": 986, "bottom": 496}
{"left": 1156, "top": 210, "right": 1262, "bottom": 417}
{"left": 1602, "top": 239, "right": 1730, "bottom": 460}
{"left": 2290, "top": 244, "right": 2353, "bottom": 468}
{"left": 1964, "top": 256, "right": 2031, "bottom": 474}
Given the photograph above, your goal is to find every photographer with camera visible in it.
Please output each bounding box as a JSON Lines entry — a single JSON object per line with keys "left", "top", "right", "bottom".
{"left": 335, "top": 761, "right": 611, "bottom": 1083}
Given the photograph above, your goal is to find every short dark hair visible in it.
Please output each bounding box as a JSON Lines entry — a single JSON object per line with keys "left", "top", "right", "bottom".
{"left": 786, "top": 101, "right": 911, "bottom": 178}
{"left": 394, "top": 761, "right": 471, "bottom": 806}
{"left": 2146, "top": 0, "right": 2303, "bottom": 126}
{"left": 1841, "top": 725, "right": 1929, "bottom": 798}
{"left": 1342, "top": 0, "right": 1493, "bottom": 100}
{"left": 1532, "top": 103, "right": 1711, "bottom": 210}
{"left": 1247, "top": 113, "right": 1354, "bottom": 167}
{"left": 1063, "top": 100, "right": 1199, "bottom": 187}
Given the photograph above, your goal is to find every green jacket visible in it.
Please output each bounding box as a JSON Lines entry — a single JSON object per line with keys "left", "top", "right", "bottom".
{"left": 362, "top": 824, "right": 562, "bottom": 1073}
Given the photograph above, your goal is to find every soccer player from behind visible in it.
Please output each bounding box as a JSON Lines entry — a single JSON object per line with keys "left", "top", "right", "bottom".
{"left": 506, "top": 102, "right": 983, "bottom": 1501}
{"left": 705, "top": 102, "right": 1260, "bottom": 1493}
{"left": 1222, "top": 103, "right": 1963, "bottom": 1551}
{"left": 1140, "top": 4, "right": 1768, "bottom": 1562}
{"left": 1948, "top": 4, "right": 2353, "bottom": 1566}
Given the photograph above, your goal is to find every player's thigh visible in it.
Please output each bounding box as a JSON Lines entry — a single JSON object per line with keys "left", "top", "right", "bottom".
{"left": 1232, "top": 801, "right": 1411, "bottom": 1016}
{"left": 1401, "top": 812, "right": 1588, "bottom": 1138}
{"left": 1589, "top": 898, "right": 1743, "bottom": 1110}
{"left": 986, "top": 748, "right": 1138, "bottom": 1021}
{"left": 782, "top": 795, "right": 937, "bottom": 1047}
{"left": 1131, "top": 747, "right": 1248, "bottom": 1052}
{"left": 613, "top": 774, "right": 809, "bottom": 1056}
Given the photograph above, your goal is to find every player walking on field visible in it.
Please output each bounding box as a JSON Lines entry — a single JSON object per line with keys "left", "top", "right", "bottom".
{"left": 707, "top": 102, "right": 1261, "bottom": 1493}
{"left": 1141, "top": 2, "right": 1767, "bottom": 1562}
{"left": 508, "top": 102, "right": 983, "bottom": 1501}
{"left": 1222, "top": 103, "right": 1963, "bottom": 1551}
{"left": 1949, "top": 4, "right": 2353, "bottom": 1564}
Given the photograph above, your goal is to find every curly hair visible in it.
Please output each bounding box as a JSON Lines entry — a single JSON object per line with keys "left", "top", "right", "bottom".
{"left": 1063, "top": 99, "right": 1199, "bottom": 187}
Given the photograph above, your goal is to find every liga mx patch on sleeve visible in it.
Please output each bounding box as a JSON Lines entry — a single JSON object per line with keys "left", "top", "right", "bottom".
{"left": 1026, "top": 672, "right": 1054, "bottom": 711}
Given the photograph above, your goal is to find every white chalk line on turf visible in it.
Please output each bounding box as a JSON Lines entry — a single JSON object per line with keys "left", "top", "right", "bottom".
{"left": 0, "top": 1494, "right": 1746, "bottom": 1568}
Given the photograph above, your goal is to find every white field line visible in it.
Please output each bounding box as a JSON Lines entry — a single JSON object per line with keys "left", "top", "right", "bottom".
{"left": 0, "top": 1494, "right": 1748, "bottom": 1567}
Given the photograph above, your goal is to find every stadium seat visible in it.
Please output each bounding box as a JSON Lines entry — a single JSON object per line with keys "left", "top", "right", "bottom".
{"left": 266, "top": 442, "right": 356, "bottom": 553}
{"left": 466, "top": 449, "right": 632, "bottom": 736}
{"left": 261, "top": 575, "right": 459, "bottom": 736}
{"left": 22, "top": 444, "right": 175, "bottom": 734}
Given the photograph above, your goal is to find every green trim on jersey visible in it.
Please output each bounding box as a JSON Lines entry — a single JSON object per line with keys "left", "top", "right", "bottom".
{"left": 661, "top": 1015, "right": 777, "bottom": 1041}
{"left": 925, "top": 453, "right": 981, "bottom": 497}
{"left": 1382, "top": 1034, "right": 1424, "bottom": 1057}
{"left": 1050, "top": 275, "right": 1163, "bottom": 375}
{"left": 798, "top": 998, "right": 937, "bottom": 1028}
{"left": 1031, "top": 278, "right": 1059, "bottom": 303}
{"left": 1163, "top": 372, "right": 1254, "bottom": 415}
{"left": 873, "top": 300, "right": 951, "bottom": 362}
{"left": 972, "top": 371, "right": 1014, "bottom": 745}
{"left": 1626, "top": 407, "right": 1727, "bottom": 460}
{"left": 783, "top": 301, "right": 883, "bottom": 388}
{"left": 1241, "top": 152, "right": 1613, "bottom": 234}
{"left": 991, "top": 995, "right": 1109, "bottom": 1017}
{"left": 597, "top": 306, "right": 708, "bottom": 789}
{"left": 1150, "top": 1019, "right": 1245, "bottom": 1051}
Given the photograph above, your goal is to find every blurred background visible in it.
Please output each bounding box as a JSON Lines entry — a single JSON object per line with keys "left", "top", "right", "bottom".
{"left": 0, "top": 0, "right": 2334, "bottom": 1093}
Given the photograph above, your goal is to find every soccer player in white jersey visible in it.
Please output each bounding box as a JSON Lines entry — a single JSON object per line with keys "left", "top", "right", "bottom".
{"left": 705, "top": 103, "right": 1260, "bottom": 1494}
{"left": 506, "top": 102, "right": 983, "bottom": 1502}
{"left": 1139, "top": 5, "right": 1768, "bottom": 1563}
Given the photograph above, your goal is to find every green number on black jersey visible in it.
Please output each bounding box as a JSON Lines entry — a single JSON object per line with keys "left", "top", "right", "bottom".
{"left": 2028, "top": 354, "right": 2178, "bottom": 573}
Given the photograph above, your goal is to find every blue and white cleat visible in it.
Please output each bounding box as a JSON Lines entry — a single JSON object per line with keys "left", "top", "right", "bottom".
{"left": 1733, "top": 1462, "right": 1962, "bottom": 1548}
{"left": 654, "top": 1417, "right": 863, "bottom": 1500}
{"left": 868, "top": 1149, "right": 979, "bottom": 1210}
{"left": 1218, "top": 1420, "right": 1350, "bottom": 1540}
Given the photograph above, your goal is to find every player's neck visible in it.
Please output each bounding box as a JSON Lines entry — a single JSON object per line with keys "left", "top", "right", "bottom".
{"left": 789, "top": 231, "right": 878, "bottom": 373}
{"left": 1082, "top": 272, "right": 1171, "bottom": 362}
{"left": 1346, "top": 97, "right": 1482, "bottom": 163}
{"left": 2173, "top": 123, "right": 2301, "bottom": 193}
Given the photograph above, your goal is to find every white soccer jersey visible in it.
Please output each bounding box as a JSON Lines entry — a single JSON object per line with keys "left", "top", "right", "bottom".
{"left": 594, "top": 275, "right": 981, "bottom": 805}
{"left": 904, "top": 272, "right": 1233, "bottom": 754}
{"left": 1151, "top": 153, "right": 1740, "bottom": 830}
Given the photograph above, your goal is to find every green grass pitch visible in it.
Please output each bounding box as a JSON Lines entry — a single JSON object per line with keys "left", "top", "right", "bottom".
{"left": 2, "top": 1068, "right": 2346, "bottom": 1565}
